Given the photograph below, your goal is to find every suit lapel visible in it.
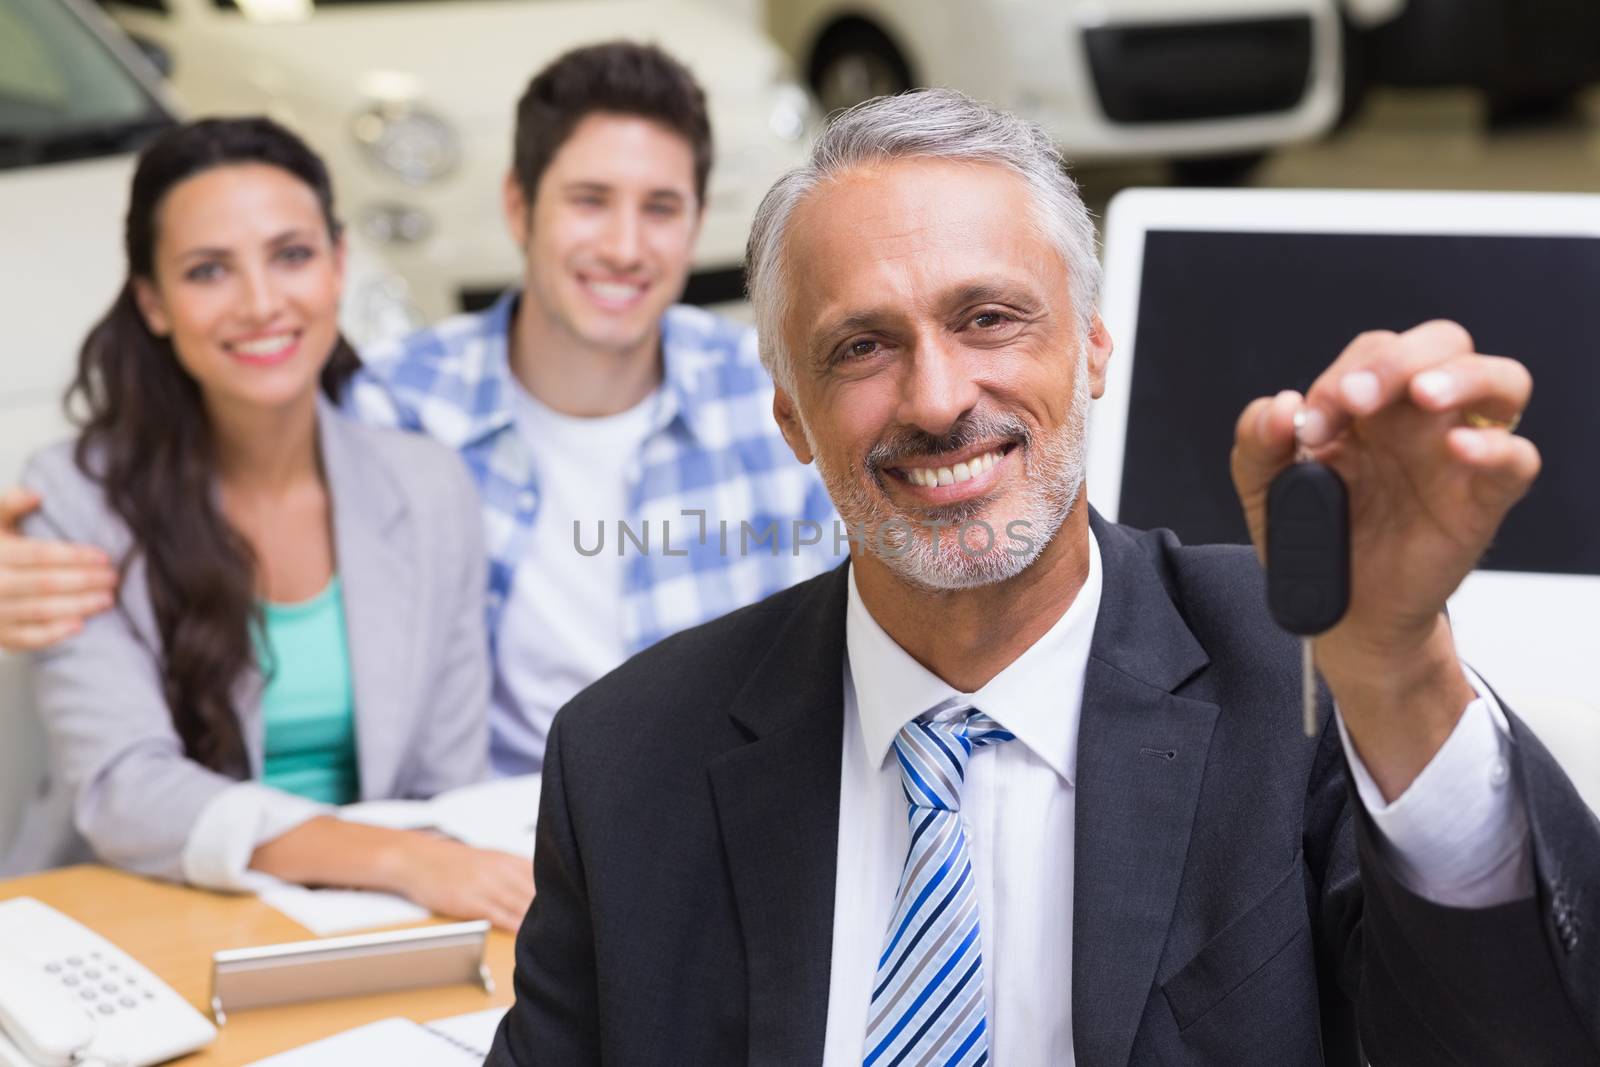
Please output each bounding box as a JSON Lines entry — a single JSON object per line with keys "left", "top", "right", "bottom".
{"left": 316, "top": 400, "right": 417, "bottom": 800}
{"left": 1073, "top": 515, "right": 1219, "bottom": 1066}
{"left": 708, "top": 564, "right": 850, "bottom": 1066}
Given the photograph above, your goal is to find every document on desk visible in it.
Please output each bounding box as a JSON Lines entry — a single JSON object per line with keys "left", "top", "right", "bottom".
{"left": 242, "top": 1008, "right": 506, "bottom": 1066}
{"left": 340, "top": 775, "right": 542, "bottom": 858}
{"left": 251, "top": 881, "right": 430, "bottom": 936}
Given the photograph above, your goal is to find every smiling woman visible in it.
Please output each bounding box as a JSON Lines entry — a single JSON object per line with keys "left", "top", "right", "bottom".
{"left": 10, "top": 118, "right": 534, "bottom": 932}
{"left": 66, "top": 118, "right": 362, "bottom": 774}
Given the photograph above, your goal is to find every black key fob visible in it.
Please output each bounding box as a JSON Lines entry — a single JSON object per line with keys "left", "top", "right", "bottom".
{"left": 1266, "top": 461, "right": 1350, "bottom": 636}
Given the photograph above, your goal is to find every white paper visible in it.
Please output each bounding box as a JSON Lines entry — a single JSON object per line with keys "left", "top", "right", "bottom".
{"left": 423, "top": 1006, "right": 508, "bottom": 1056}
{"left": 431, "top": 775, "right": 541, "bottom": 857}
{"left": 244, "top": 1017, "right": 478, "bottom": 1066}
{"left": 255, "top": 882, "right": 430, "bottom": 935}
{"left": 336, "top": 798, "right": 439, "bottom": 831}
{"left": 338, "top": 775, "right": 542, "bottom": 858}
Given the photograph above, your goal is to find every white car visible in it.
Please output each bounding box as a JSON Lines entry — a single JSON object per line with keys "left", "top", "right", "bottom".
{"left": 99, "top": 0, "right": 818, "bottom": 321}
{"left": 2, "top": 0, "right": 175, "bottom": 491}
{"left": 766, "top": 0, "right": 1351, "bottom": 184}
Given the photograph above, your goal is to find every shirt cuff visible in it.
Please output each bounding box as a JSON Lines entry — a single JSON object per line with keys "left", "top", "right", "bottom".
{"left": 1335, "top": 665, "right": 1534, "bottom": 908}
{"left": 181, "top": 782, "right": 330, "bottom": 892}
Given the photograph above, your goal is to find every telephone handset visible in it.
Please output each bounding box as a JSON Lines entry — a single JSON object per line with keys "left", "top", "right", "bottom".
{"left": 0, "top": 898, "right": 215, "bottom": 1067}
{"left": 0, "top": 960, "right": 92, "bottom": 1067}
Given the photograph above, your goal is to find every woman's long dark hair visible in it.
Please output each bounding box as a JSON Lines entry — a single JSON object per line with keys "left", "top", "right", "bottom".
{"left": 68, "top": 117, "right": 361, "bottom": 776}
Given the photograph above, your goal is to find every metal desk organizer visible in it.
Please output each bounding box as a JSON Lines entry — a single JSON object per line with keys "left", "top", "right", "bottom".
{"left": 208, "top": 921, "right": 492, "bottom": 1024}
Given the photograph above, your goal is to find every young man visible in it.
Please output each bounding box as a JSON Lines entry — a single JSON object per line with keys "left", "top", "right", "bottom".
{"left": 0, "top": 43, "right": 837, "bottom": 777}
{"left": 486, "top": 91, "right": 1598, "bottom": 1065}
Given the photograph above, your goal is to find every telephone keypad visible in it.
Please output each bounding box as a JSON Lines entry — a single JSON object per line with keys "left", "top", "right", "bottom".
{"left": 48, "top": 951, "right": 154, "bottom": 1021}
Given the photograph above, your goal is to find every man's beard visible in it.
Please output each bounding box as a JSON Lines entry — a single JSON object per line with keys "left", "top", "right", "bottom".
{"left": 806, "top": 353, "right": 1091, "bottom": 591}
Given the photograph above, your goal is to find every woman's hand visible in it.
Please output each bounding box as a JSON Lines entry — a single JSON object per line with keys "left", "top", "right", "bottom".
{"left": 388, "top": 835, "right": 536, "bottom": 932}
{"left": 250, "top": 817, "right": 535, "bottom": 931}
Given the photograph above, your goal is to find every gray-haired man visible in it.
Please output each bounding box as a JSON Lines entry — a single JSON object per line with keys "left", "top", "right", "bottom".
{"left": 487, "top": 90, "right": 1599, "bottom": 1066}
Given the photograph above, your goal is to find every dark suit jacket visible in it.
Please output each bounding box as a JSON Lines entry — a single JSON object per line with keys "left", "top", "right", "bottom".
{"left": 488, "top": 514, "right": 1600, "bottom": 1066}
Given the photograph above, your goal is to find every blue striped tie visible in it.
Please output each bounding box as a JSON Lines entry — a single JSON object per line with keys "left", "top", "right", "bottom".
{"left": 863, "top": 702, "right": 1015, "bottom": 1067}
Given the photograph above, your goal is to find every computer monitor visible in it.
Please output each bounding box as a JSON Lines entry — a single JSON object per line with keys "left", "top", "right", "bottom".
{"left": 1088, "top": 188, "right": 1600, "bottom": 799}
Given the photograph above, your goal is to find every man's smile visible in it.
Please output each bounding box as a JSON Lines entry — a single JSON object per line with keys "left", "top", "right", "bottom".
{"left": 884, "top": 441, "right": 1019, "bottom": 501}
{"left": 575, "top": 273, "right": 651, "bottom": 311}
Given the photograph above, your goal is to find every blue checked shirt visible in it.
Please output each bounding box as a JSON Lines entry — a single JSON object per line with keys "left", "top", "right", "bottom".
{"left": 345, "top": 291, "right": 840, "bottom": 770}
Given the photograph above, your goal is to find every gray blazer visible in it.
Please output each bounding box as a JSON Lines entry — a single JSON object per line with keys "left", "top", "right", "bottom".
{"left": 7, "top": 398, "right": 490, "bottom": 880}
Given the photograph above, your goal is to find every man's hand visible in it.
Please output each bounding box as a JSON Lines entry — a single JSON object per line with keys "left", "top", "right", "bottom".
{"left": 0, "top": 487, "right": 117, "bottom": 652}
{"left": 1231, "top": 321, "right": 1539, "bottom": 799}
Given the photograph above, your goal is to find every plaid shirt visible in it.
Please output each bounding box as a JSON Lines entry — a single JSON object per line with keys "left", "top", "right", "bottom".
{"left": 346, "top": 291, "right": 840, "bottom": 666}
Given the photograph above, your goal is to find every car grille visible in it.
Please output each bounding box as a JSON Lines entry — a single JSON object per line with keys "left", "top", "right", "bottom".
{"left": 1083, "top": 16, "right": 1314, "bottom": 124}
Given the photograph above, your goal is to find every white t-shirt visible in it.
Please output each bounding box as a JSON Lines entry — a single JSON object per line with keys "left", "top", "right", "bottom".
{"left": 491, "top": 381, "right": 658, "bottom": 774}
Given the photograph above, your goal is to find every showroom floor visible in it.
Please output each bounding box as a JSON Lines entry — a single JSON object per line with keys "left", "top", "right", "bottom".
{"left": 1076, "top": 86, "right": 1600, "bottom": 214}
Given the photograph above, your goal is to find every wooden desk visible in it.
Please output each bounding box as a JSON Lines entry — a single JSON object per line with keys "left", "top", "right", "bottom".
{"left": 0, "top": 866, "right": 514, "bottom": 1065}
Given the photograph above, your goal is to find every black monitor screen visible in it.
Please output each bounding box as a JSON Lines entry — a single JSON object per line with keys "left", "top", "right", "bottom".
{"left": 1118, "top": 229, "right": 1600, "bottom": 575}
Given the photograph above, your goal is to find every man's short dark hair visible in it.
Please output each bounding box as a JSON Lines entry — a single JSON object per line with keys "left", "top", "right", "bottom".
{"left": 513, "top": 41, "right": 713, "bottom": 208}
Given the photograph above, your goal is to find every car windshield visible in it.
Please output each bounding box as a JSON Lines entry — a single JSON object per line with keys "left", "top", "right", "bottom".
{"left": 0, "top": 0, "right": 173, "bottom": 169}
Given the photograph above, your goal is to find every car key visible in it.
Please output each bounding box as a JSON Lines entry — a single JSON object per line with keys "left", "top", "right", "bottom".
{"left": 1266, "top": 410, "right": 1350, "bottom": 737}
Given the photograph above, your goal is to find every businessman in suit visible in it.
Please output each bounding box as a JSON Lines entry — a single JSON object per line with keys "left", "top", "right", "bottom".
{"left": 487, "top": 89, "right": 1600, "bottom": 1065}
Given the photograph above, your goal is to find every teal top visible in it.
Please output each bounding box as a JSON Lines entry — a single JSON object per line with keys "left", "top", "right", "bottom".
{"left": 257, "top": 576, "right": 360, "bottom": 806}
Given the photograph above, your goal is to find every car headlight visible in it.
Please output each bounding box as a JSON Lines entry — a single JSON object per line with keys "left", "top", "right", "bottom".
{"left": 351, "top": 104, "right": 459, "bottom": 185}
{"left": 360, "top": 202, "right": 433, "bottom": 246}
{"left": 342, "top": 271, "right": 424, "bottom": 351}
{"left": 768, "top": 83, "right": 813, "bottom": 143}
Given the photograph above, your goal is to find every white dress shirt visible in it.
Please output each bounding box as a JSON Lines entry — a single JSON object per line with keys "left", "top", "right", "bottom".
{"left": 820, "top": 530, "right": 1532, "bottom": 1066}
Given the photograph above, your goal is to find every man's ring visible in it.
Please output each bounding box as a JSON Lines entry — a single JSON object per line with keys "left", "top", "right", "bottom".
{"left": 1464, "top": 410, "right": 1522, "bottom": 433}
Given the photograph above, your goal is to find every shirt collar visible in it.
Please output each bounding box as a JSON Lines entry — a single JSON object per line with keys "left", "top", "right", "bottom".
{"left": 844, "top": 529, "right": 1103, "bottom": 786}
{"left": 451, "top": 289, "right": 520, "bottom": 448}
{"left": 655, "top": 305, "right": 726, "bottom": 445}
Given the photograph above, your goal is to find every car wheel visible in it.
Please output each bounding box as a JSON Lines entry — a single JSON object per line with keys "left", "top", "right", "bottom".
{"left": 809, "top": 22, "right": 913, "bottom": 116}
{"left": 1170, "top": 152, "right": 1267, "bottom": 187}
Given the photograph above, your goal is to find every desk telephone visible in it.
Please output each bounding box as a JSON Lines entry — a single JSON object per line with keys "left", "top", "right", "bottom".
{"left": 0, "top": 898, "right": 215, "bottom": 1067}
